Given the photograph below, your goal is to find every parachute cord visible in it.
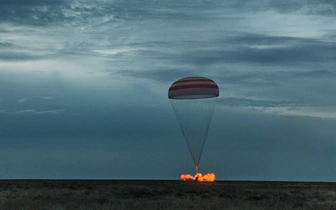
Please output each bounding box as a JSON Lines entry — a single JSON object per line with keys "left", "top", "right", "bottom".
{"left": 196, "top": 165, "right": 198, "bottom": 174}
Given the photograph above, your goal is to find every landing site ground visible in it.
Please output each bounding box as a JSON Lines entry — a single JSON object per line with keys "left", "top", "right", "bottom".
{"left": 0, "top": 180, "right": 336, "bottom": 209}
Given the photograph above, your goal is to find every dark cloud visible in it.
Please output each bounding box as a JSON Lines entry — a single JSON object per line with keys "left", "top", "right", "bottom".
{"left": 132, "top": 34, "right": 335, "bottom": 71}
{"left": 291, "top": 70, "right": 335, "bottom": 78}
{"left": 174, "top": 38, "right": 336, "bottom": 67}
{"left": 0, "top": 0, "right": 334, "bottom": 28}
{"left": 1, "top": 0, "right": 332, "bottom": 28}
{"left": 0, "top": 5, "right": 65, "bottom": 26}
{"left": 225, "top": 33, "right": 302, "bottom": 45}
{"left": 114, "top": 33, "right": 336, "bottom": 88}
{"left": 0, "top": 52, "right": 43, "bottom": 61}
{"left": 0, "top": 0, "right": 65, "bottom": 5}
{"left": 0, "top": 0, "right": 214, "bottom": 26}
{"left": 118, "top": 66, "right": 282, "bottom": 87}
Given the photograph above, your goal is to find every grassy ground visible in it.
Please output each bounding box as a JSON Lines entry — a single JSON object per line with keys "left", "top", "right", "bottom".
{"left": 0, "top": 180, "right": 336, "bottom": 210}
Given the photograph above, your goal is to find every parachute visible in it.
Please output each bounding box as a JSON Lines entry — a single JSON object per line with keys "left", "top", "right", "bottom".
{"left": 168, "top": 77, "right": 219, "bottom": 173}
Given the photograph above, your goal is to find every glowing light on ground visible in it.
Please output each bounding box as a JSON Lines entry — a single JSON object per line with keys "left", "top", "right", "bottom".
{"left": 180, "top": 173, "right": 216, "bottom": 182}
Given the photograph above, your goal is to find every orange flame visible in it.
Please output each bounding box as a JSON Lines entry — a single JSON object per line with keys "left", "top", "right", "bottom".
{"left": 180, "top": 173, "right": 216, "bottom": 182}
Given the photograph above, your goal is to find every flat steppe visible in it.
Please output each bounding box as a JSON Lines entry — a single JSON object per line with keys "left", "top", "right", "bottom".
{"left": 0, "top": 179, "right": 336, "bottom": 209}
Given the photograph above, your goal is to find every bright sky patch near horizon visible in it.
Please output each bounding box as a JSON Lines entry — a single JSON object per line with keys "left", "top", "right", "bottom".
{"left": 0, "top": 0, "right": 336, "bottom": 181}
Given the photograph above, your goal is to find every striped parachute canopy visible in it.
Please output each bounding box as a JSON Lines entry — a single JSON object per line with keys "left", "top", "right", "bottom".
{"left": 168, "top": 77, "right": 219, "bottom": 173}
{"left": 168, "top": 77, "right": 219, "bottom": 99}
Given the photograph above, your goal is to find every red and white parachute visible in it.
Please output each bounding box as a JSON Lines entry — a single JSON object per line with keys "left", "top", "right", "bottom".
{"left": 168, "top": 77, "right": 219, "bottom": 99}
{"left": 168, "top": 77, "right": 219, "bottom": 173}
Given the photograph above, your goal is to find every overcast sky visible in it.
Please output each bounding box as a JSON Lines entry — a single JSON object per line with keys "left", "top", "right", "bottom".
{"left": 0, "top": 0, "right": 336, "bottom": 181}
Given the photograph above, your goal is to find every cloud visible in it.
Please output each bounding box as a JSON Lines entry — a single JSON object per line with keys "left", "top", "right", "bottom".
{"left": 0, "top": 2, "right": 67, "bottom": 26}
{"left": 17, "top": 98, "right": 28, "bottom": 103}
{"left": 291, "top": 70, "right": 335, "bottom": 78}
{"left": 262, "top": 106, "right": 336, "bottom": 119}
{"left": 217, "top": 97, "right": 336, "bottom": 119}
{"left": 266, "top": 0, "right": 336, "bottom": 15}
{"left": 0, "top": 41, "right": 13, "bottom": 47}
{"left": 218, "top": 0, "right": 336, "bottom": 16}
{"left": 173, "top": 36, "right": 336, "bottom": 67}
{"left": 0, "top": 0, "right": 185, "bottom": 26}
{"left": 218, "top": 97, "right": 305, "bottom": 108}
{"left": 0, "top": 52, "right": 43, "bottom": 61}
{"left": 2, "top": 0, "right": 332, "bottom": 29}
{"left": 114, "top": 32, "right": 335, "bottom": 88}
{"left": 117, "top": 68, "right": 194, "bottom": 83}
{"left": 0, "top": 109, "right": 65, "bottom": 115}
{"left": 43, "top": 96, "right": 52, "bottom": 100}
{"left": 0, "top": 0, "right": 334, "bottom": 29}
{"left": 0, "top": 0, "right": 65, "bottom": 5}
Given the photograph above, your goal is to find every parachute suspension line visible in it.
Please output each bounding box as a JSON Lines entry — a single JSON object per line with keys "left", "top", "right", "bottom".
{"left": 170, "top": 97, "right": 217, "bottom": 169}
{"left": 171, "top": 99, "right": 199, "bottom": 167}
{"left": 196, "top": 97, "right": 217, "bottom": 167}
{"left": 196, "top": 165, "right": 198, "bottom": 174}
{"left": 171, "top": 100, "right": 196, "bottom": 166}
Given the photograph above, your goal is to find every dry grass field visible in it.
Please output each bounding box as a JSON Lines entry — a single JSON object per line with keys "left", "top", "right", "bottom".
{"left": 0, "top": 180, "right": 336, "bottom": 210}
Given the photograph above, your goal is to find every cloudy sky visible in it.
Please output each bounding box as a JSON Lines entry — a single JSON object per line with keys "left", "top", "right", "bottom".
{"left": 0, "top": 0, "right": 336, "bottom": 181}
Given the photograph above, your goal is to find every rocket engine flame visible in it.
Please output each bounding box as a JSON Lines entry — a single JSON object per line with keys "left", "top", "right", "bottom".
{"left": 180, "top": 173, "right": 216, "bottom": 182}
